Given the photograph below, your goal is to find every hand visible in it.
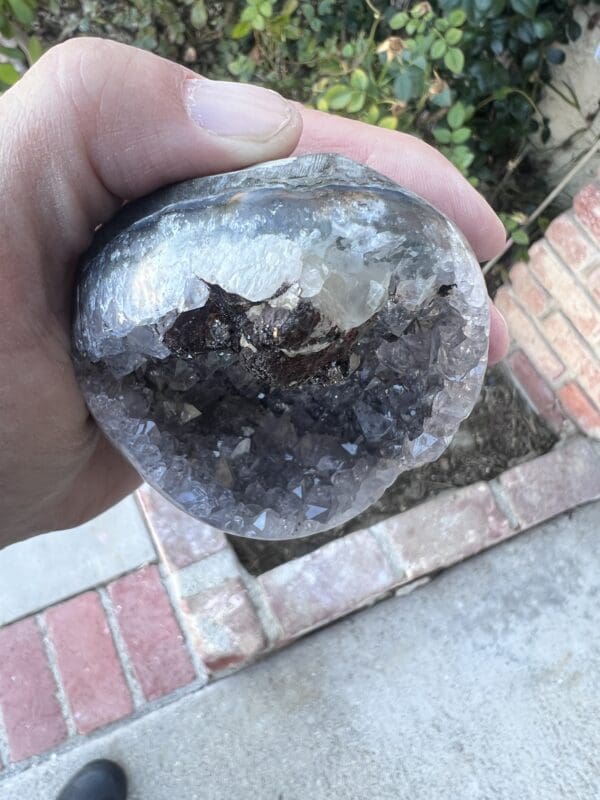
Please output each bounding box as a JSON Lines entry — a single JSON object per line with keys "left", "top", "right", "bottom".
{"left": 0, "top": 38, "right": 508, "bottom": 549}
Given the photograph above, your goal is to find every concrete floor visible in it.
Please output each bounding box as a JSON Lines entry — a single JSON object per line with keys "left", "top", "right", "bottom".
{"left": 2, "top": 501, "right": 599, "bottom": 800}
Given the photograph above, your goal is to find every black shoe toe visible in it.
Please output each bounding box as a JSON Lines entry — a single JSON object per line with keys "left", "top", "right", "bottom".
{"left": 56, "top": 759, "right": 127, "bottom": 800}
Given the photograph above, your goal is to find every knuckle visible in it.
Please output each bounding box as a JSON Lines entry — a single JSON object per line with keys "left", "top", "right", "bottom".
{"left": 36, "top": 37, "right": 93, "bottom": 74}
{"left": 34, "top": 37, "right": 117, "bottom": 100}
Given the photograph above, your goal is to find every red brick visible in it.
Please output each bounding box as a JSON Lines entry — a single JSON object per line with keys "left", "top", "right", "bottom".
{"left": 184, "top": 578, "right": 265, "bottom": 672}
{"left": 574, "top": 182, "right": 600, "bottom": 244}
{"left": 108, "top": 567, "right": 195, "bottom": 701}
{"left": 495, "top": 288, "right": 565, "bottom": 382}
{"left": 542, "top": 313, "right": 600, "bottom": 407}
{"left": 0, "top": 618, "right": 67, "bottom": 762}
{"left": 44, "top": 593, "right": 132, "bottom": 734}
{"left": 500, "top": 437, "right": 600, "bottom": 528}
{"left": 137, "top": 485, "right": 227, "bottom": 571}
{"left": 506, "top": 350, "right": 567, "bottom": 432}
{"left": 260, "top": 530, "right": 395, "bottom": 640}
{"left": 376, "top": 483, "right": 515, "bottom": 581}
{"left": 527, "top": 242, "right": 600, "bottom": 340}
{"left": 546, "top": 213, "right": 599, "bottom": 272}
{"left": 509, "top": 261, "right": 551, "bottom": 316}
{"left": 558, "top": 384, "right": 600, "bottom": 438}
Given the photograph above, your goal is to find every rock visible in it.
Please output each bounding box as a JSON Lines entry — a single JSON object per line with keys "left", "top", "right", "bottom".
{"left": 72, "top": 154, "right": 489, "bottom": 539}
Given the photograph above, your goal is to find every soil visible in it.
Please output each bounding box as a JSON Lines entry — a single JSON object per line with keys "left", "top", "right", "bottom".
{"left": 229, "top": 365, "right": 557, "bottom": 575}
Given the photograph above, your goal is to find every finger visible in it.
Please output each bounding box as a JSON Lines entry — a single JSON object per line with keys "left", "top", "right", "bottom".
{"left": 295, "top": 107, "right": 505, "bottom": 262}
{"left": 488, "top": 302, "right": 510, "bottom": 365}
{"left": 0, "top": 37, "right": 302, "bottom": 277}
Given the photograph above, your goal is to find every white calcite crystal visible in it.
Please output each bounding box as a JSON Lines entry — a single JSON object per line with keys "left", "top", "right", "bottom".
{"left": 73, "top": 154, "right": 489, "bottom": 539}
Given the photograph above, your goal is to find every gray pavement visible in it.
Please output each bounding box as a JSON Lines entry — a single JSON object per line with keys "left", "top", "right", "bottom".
{"left": 0, "top": 496, "right": 155, "bottom": 626}
{"left": 2, "top": 500, "right": 599, "bottom": 800}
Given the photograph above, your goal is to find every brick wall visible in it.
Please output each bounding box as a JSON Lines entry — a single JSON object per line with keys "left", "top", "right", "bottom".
{"left": 496, "top": 179, "right": 600, "bottom": 438}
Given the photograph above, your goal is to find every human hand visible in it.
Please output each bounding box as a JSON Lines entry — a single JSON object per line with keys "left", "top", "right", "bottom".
{"left": 0, "top": 38, "right": 508, "bottom": 549}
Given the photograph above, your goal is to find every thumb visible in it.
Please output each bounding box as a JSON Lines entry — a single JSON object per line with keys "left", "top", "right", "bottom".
{"left": 0, "top": 37, "right": 303, "bottom": 274}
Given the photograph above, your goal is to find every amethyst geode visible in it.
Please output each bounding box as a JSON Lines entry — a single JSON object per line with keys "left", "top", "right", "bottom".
{"left": 73, "top": 154, "right": 489, "bottom": 539}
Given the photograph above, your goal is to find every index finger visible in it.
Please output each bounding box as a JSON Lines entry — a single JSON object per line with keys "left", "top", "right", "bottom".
{"left": 294, "top": 106, "right": 506, "bottom": 263}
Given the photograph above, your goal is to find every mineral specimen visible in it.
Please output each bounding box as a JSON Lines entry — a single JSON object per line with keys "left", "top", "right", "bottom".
{"left": 73, "top": 154, "right": 489, "bottom": 539}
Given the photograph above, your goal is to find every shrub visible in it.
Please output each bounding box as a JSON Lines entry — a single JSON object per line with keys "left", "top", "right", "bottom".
{"left": 0, "top": 0, "right": 42, "bottom": 85}
{"left": 0, "top": 0, "right": 586, "bottom": 259}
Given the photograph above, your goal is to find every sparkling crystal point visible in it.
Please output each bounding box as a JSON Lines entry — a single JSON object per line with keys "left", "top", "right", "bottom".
{"left": 73, "top": 154, "right": 489, "bottom": 539}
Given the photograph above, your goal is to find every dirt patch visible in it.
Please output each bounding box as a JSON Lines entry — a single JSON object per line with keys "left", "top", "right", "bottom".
{"left": 230, "top": 365, "right": 557, "bottom": 575}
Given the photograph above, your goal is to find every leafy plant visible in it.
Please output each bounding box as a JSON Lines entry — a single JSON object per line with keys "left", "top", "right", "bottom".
{"left": 224, "top": 0, "right": 584, "bottom": 261}
{"left": 1, "top": 0, "right": 590, "bottom": 267}
{"left": 0, "top": 0, "right": 42, "bottom": 89}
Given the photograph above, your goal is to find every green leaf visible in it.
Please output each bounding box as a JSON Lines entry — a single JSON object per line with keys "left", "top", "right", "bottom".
{"left": 346, "top": 89, "right": 366, "bottom": 112}
{"left": 259, "top": 1, "right": 273, "bottom": 16}
{"left": 350, "top": 68, "right": 368, "bottom": 91}
{"left": 365, "top": 103, "right": 380, "bottom": 124}
{"left": 567, "top": 19, "right": 582, "bottom": 40}
{"left": 378, "top": 116, "right": 398, "bottom": 130}
{"left": 511, "top": 228, "right": 529, "bottom": 245}
{"left": 521, "top": 50, "right": 539, "bottom": 70}
{"left": 0, "top": 62, "right": 20, "bottom": 85}
{"left": 451, "top": 145, "right": 475, "bottom": 171}
{"left": 0, "top": 43, "right": 23, "bottom": 60}
{"left": 451, "top": 126, "right": 471, "bottom": 143}
{"left": 190, "top": 1, "right": 208, "bottom": 28}
{"left": 7, "top": 0, "right": 34, "bottom": 26}
{"left": 433, "top": 127, "right": 452, "bottom": 143}
{"left": 26, "top": 35, "right": 43, "bottom": 64}
{"left": 389, "top": 11, "right": 409, "bottom": 29}
{"left": 493, "top": 86, "right": 512, "bottom": 101}
{"left": 546, "top": 47, "right": 565, "bottom": 65}
{"left": 509, "top": 0, "right": 538, "bottom": 19}
{"left": 405, "top": 19, "right": 418, "bottom": 34}
{"left": 393, "top": 67, "right": 425, "bottom": 101}
{"left": 324, "top": 83, "right": 353, "bottom": 110}
{"left": 444, "top": 47, "right": 464, "bottom": 73}
{"left": 430, "top": 39, "right": 447, "bottom": 59}
{"left": 431, "top": 86, "right": 452, "bottom": 107}
{"left": 532, "top": 18, "right": 552, "bottom": 38}
{"left": 412, "top": 3, "right": 429, "bottom": 18}
{"left": 445, "top": 27, "right": 462, "bottom": 45}
{"left": 240, "top": 6, "right": 256, "bottom": 22}
{"left": 231, "top": 20, "right": 252, "bottom": 38}
{"left": 253, "top": 13, "right": 266, "bottom": 30}
{"left": 489, "top": 0, "right": 507, "bottom": 16}
{"left": 447, "top": 9, "right": 467, "bottom": 26}
{"left": 447, "top": 101, "right": 466, "bottom": 129}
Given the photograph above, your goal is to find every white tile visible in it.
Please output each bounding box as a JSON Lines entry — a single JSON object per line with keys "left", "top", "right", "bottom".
{"left": 0, "top": 495, "right": 156, "bottom": 626}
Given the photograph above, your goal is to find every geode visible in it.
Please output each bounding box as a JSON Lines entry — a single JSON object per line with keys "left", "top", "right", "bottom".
{"left": 73, "top": 154, "right": 489, "bottom": 539}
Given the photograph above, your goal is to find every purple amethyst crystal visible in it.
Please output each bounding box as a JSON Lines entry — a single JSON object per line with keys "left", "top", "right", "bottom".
{"left": 73, "top": 154, "right": 489, "bottom": 539}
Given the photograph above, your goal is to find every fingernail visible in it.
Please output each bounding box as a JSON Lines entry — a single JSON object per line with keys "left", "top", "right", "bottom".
{"left": 185, "top": 78, "right": 294, "bottom": 141}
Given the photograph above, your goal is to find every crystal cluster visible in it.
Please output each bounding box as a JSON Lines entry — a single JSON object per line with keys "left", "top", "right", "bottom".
{"left": 73, "top": 154, "right": 489, "bottom": 539}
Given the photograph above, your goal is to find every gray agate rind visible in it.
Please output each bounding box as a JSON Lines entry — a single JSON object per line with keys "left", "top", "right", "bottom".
{"left": 73, "top": 153, "right": 489, "bottom": 540}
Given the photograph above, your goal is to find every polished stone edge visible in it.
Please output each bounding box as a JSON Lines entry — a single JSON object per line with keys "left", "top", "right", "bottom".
{"left": 1, "top": 436, "right": 598, "bottom": 776}
{"left": 80, "top": 152, "right": 463, "bottom": 260}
